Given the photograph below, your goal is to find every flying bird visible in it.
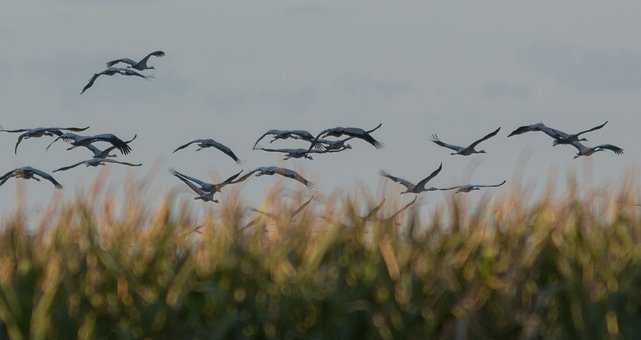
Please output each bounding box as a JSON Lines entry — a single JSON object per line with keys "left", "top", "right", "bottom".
{"left": 508, "top": 121, "right": 608, "bottom": 146}
{"left": 432, "top": 127, "right": 501, "bottom": 155}
{"left": 253, "top": 129, "right": 315, "bottom": 149}
{"left": 255, "top": 147, "right": 321, "bottom": 160}
{"left": 53, "top": 158, "right": 142, "bottom": 173}
{"left": 568, "top": 141, "right": 623, "bottom": 159}
{"left": 47, "top": 133, "right": 134, "bottom": 155}
{"left": 380, "top": 163, "right": 443, "bottom": 194}
{"left": 235, "top": 166, "right": 310, "bottom": 187}
{"left": 171, "top": 169, "right": 244, "bottom": 203}
{"left": 83, "top": 135, "right": 137, "bottom": 159}
{"left": 81, "top": 67, "right": 149, "bottom": 94}
{"left": 173, "top": 138, "right": 240, "bottom": 163}
{"left": 0, "top": 126, "right": 90, "bottom": 154}
{"left": 307, "top": 123, "right": 383, "bottom": 152}
{"left": 106, "top": 50, "right": 166, "bottom": 71}
{"left": 0, "top": 167, "right": 62, "bottom": 189}
{"left": 439, "top": 180, "right": 507, "bottom": 193}
{"left": 312, "top": 137, "right": 354, "bottom": 152}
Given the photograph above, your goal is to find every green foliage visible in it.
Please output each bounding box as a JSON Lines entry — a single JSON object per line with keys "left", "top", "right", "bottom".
{"left": 0, "top": 181, "right": 640, "bottom": 339}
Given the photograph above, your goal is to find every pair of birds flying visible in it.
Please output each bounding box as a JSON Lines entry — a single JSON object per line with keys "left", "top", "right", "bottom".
{"left": 81, "top": 50, "right": 165, "bottom": 94}
{"left": 508, "top": 121, "right": 623, "bottom": 158}
{"left": 253, "top": 123, "right": 383, "bottom": 160}
{"left": 172, "top": 166, "right": 310, "bottom": 203}
{"left": 381, "top": 163, "right": 506, "bottom": 194}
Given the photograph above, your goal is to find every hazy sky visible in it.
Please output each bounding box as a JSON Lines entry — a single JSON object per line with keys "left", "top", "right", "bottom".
{"left": 1, "top": 1, "right": 640, "bottom": 215}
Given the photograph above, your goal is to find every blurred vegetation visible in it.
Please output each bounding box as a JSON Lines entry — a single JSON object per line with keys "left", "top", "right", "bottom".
{"left": 0, "top": 177, "right": 640, "bottom": 340}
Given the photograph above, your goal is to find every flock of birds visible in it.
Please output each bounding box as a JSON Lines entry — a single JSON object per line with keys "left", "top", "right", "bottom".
{"left": 0, "top": 50, "right": 627, "bottom": 206}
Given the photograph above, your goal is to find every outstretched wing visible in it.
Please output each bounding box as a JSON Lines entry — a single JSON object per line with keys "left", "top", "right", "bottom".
{"left": 0, "top": 169, "right": 17, "bottom": 187}
{"left": 508, "top": 123, "right": 541, "bottom": 137}
{"left": 366, "top": 123, "right": 383, "bottom": 134}
{"left": 80, "top": 73, "right": 101, "bottom": 94}
{"left": 468, "top": 127, "right": 501, "bottom": 149}
{"left": 173, "top": 173, "right": 206, "bottom": 196}
{"left": 232, "top": 169, "right": 260, "bottom": 184}
{"left": 138, "top": 50, "right": 165, "bottom": 68}
{"left": 354, "top": 132, "right": 382, "bottom": 149}
{"left": 58, "top": 126, "right": 90, "bottom": 133}
{"left": 209, "top": 140, "right": 241, "bottom": 163}
{"left": 92, "top": 134, "right": 136, "bottom": 158}
{"left": 475, "top": 180, "right": 507, "bottom": 188}
{"left": 253, "top": 130, "right": 279, "bottom": 149}
{"left": 0, "top": 128, "right": 28, "bottom": 133}
{"left": 173, "top": 139, "right": 200, "bottom": 153}
{"left": 379, "top": 171, "right": 415, "bottom": 190}
{"left": 438, "top": 185, "right": 464, "bottom": 191}
{"left": 415, "top": 163, "right": 444, "bottom": 191}
{"left": 275, "top": 168, "right": 310, "bottom": 186}
{"left": 256, "top": 147, "right": 289, "bottom": 153}
{"left": 53, "top": 160, "right": 87, "bottom": 173}
{"left": 171, "top": 169, "right": 210, "bottom": 188}
{"left": 106, "top": 58, "right": 137, "bottom": 68}
{"left": 32, "top": 169, "right": 63, "bottom": 189}
{"left": 14, "top": 134, "right": 26, "bottom": 154}
{"left": 222, "top": 170, "right": 244, "bottom": 184}
{"left": 431, "top": 134, "right": 464, "bottom": 152}
{"left": 595, "top": 144, "right": 624, "bottom": 155}
{"left": 102, "top": 159, "right": 143, "bottom": 167}
{"left": 87, "top": 134, "right": 132, "bottom": 155}
{"left": 575, "top": 121, "right": 608, "bottom": 137}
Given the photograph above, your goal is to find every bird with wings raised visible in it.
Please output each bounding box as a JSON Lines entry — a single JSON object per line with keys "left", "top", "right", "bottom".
{"left": 380, "top": 163, "right": 443, "bottom": 194}
{"left": 171, "top": 169, "right": 245, "bottom": 203}
{"left": 432, "top": 127, "right": 501, "bottom": 156}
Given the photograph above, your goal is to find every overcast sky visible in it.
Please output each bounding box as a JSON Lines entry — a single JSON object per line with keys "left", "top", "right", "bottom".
{"left": 1, "top": 1, "right": 640, "bottom": 215}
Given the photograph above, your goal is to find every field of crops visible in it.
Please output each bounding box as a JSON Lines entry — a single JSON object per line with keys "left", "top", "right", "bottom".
{"left": 0, "top": 177, "right": 640, "bottom": 340}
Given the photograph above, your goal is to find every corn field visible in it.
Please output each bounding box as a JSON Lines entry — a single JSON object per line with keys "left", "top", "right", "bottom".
{"left": 0, "top": 176, "right": 640, "bottom": 340}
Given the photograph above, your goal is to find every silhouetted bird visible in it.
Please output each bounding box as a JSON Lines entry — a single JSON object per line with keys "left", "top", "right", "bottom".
{"left": 432, "top": 127, "right": 500, "bottom": 155}
{"left": 253, "top": 130, "right": 315, "bottom": 149}
{"left": 173, "top": 138, "right": 240, "bottom": 163}
{"left": 0, "top": 167, "right": 62, "bottom": 189}
{"left": 53, "top": 158, "right": 142, "bottom": 173}
{"left": 171, "top": 169, "right": 244, "bottom": 203}
{"left": 568, "top": 141, "right": 623, "bottom": 159}
{"left": 235, "top": 166, "right": 310, "bottom": 187}
{"left": 307, "top": 123, "right": 383, "bottom": 152}
{"left": 380, "top": 163, "right": 443, "bottom": 194}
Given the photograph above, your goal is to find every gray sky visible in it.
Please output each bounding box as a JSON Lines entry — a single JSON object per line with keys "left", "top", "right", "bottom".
{"left": 1, "top": 0, "right": 640, "bottom": 215}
